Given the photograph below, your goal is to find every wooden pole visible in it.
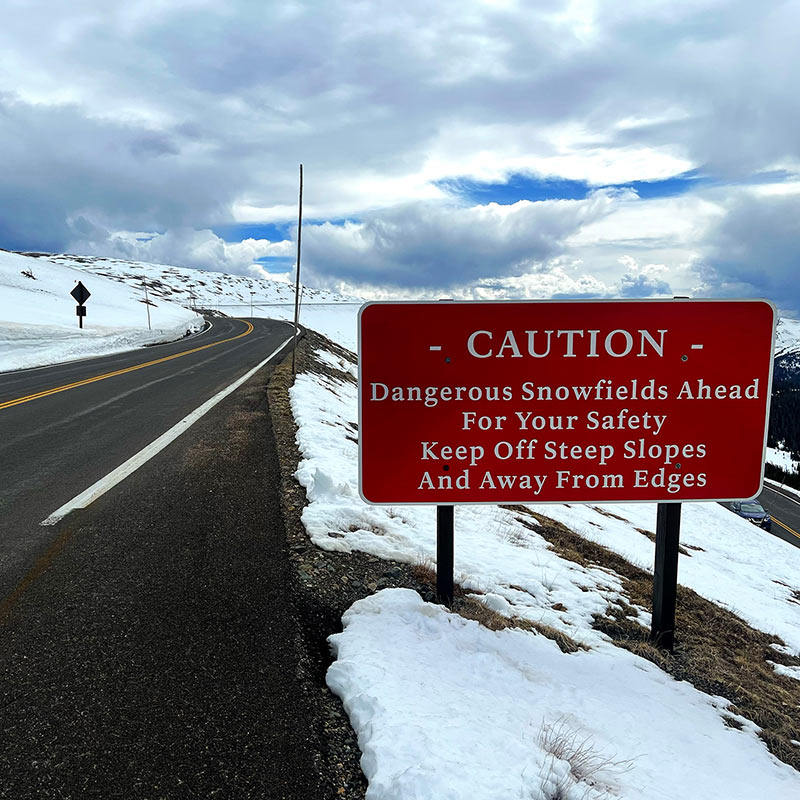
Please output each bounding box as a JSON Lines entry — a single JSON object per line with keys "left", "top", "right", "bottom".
{"left": 292, "top": 164, "right": 304, "bottom": 374}
{"left": 144, "top": 283, "right": 151, "bottom": 330}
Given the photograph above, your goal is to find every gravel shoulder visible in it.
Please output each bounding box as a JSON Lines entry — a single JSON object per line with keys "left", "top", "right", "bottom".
{"left": 267, "top": 330, "right": 442, "bottom": 800}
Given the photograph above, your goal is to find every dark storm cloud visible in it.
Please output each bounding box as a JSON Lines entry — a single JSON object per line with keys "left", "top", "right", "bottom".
{"left": 694, "top": 191, "right": 800, "bottom": 314}
{"left": 300, "top": 192, "right": 622, "bottom": 289}
{"left": 0, "top": 94, "right": 242, "bottom": 251}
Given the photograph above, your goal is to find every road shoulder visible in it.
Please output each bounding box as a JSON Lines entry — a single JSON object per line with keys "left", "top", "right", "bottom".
{"left": 267, "top": 330, "right": 441, "bottom": 800}
{"left": 0, "top": 349, "right": 331, "bottom": 798}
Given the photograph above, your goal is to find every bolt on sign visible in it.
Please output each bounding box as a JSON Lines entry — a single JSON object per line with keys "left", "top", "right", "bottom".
{"left": 358, "top": 300, "right": 776, "bottom": 505}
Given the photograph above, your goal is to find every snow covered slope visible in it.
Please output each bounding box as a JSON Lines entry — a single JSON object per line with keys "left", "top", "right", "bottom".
{"left": 46, "top": 252, "right": 360, "bottom": 355}
{"left": 0, "top": 250, "right": 203, "bottom": 372}
{"left": 40, "top": 252, "right": 355, "bottom": 310}
{"left": 0, "top": 249, "right": 359, "bottom": 372}
{"left": 774, "top": 315, "right": 800, "bottom": 388}
{"left": 775, "top": 316, "right": 800, "bottom": 358}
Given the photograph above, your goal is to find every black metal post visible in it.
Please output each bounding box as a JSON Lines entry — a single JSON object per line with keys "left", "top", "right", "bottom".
{"left": 651, "top": 502, "right": 682, "bottom": 651}
{"left": 436, "top": 505, "right": 454, "bottom": 607}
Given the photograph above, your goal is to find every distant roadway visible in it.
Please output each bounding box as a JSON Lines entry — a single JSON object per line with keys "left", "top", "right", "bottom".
{"left": 757, "top": 483, "right": 800, "bottom": 549}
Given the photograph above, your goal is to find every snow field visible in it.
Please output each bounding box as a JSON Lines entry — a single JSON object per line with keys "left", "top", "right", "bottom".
{"left": 0, "top": 250, "right": 203, "bottom": 371}
{"left": 0, "top": 249, "right": 358, "bottom": 372}
{"left": 289, "top": 337, "right": 800, "bottom": 799}
{"left": 328, "top": 589, "right": 798, "bottom": 800}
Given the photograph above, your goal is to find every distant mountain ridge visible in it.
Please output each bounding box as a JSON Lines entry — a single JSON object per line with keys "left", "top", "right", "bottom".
{"left": 19, "top": 252, "right": 357, "bottom": 311}
{"left": 774, "top": 316, "right": 800, "bottom": 387}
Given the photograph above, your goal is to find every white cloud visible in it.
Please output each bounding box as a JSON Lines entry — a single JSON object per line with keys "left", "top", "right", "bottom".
{"left": 69, "top": 227, "right": 292, "bottom": 275}
{"left": 0, "top": 0, "right": 798, "bottom": 303}
{"left": 616, "top": 257, "right": 673, "bottom": 297}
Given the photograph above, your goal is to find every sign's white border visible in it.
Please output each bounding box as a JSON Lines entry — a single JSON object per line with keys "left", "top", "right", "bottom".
{"left": 357, "top": 298, "right": 778, "bottom": 506}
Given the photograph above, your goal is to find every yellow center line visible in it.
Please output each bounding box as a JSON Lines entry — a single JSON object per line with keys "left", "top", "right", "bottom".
{"left": 0, "top": 320, "right": 254, "bottom": 412}
{"left": 772, "top": 517, "right": 800, "bottom": 540}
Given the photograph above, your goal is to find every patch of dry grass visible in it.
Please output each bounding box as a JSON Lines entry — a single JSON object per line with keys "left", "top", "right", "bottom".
{"left": 536, "top": 716, "right": 633, "bottom": 799}
{"left": 507, "top": 506, "right": 800, "bottom": 771}
{"left": 455, "top": 596, "right": 586, "bottom": 654}
{"left": 412, "top": 560, "right": 586, "bottom": 653}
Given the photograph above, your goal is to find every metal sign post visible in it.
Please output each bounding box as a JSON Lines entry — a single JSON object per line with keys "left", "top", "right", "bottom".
{"left": 436, "top": 506, "right": 454, "bottom": 606}
{"left": 70, "top": 281, "right": 91, "bottom": 329}
{"left": 651, "top": 502, "right": 682, "bottom": 651}
{"left": 143, "top": 283, "right": 152, "bottom": 330}
{"left": 292, "top": 163, "right": 304, "bottom": 375}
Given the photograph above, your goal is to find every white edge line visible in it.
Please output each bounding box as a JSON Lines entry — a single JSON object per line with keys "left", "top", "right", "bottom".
{"left": 40, "top": 333, "right": 295, "bottom": 526}
{"left": 763, "top": 479, "right": 800, "bottom": 508}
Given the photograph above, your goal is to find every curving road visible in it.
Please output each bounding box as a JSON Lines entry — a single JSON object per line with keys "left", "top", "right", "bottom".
{"left": 757, "top": 483, "right": 800, "bottom": 549}
{"left": 0, "top": 317, "right": 294, "bottom": 598}
{"left": 0, "top": 316, "right": 338, "bottom": 799}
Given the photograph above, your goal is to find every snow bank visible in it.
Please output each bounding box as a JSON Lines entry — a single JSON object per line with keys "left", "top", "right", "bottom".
{"left": 767, "top": 446, "right": 799, "bottom": 474}
{"left": 0, "top": 250, "right": 202, "bottom": 371}
{"left": 329, "top": 589, "right": 800, "bottom": 800}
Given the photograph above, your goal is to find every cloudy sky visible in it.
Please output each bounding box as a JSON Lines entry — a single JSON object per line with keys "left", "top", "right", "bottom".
{"left": 2, "top": 0, "right": 799, "bottom": 311}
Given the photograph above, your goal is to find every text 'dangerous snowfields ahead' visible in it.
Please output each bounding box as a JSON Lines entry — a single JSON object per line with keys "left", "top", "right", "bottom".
{"left": 358, "top": 299, "right": 776, "bottom": 505}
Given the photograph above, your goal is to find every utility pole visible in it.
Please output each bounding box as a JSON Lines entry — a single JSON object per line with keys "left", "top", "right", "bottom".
{"left": 292, "top": 163, "right": 304, "bottom": 375}
{"left": 250, "top": 291, "right": 254, "bottom": 317}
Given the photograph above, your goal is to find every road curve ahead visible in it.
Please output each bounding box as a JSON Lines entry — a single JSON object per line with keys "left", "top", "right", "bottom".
{"left": 758, "top": 483, "right": 800, "bottom": 549}
{"left": 0, "top": 316, "right": 295, "bottom": 599}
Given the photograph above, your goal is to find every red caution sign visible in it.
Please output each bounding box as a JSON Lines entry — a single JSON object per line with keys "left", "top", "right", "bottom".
{"left": 358, "top": 299, "right": 776, "bottom": 505}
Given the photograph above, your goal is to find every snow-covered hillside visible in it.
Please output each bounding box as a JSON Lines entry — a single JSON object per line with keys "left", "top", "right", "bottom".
{"left": 0, "top": 250, "right": 204, "bottom": 372}
{"left": 774, "top": 316, "right": 800, "bottom": 391}
{"left": 0, "top": 250, "right": 359, "bottom": 372}
{"left": 33, "top": 252, "right": 354, "bottom": 311}
{"left": 775, "top": 316, "right": 800, "bottom": 358}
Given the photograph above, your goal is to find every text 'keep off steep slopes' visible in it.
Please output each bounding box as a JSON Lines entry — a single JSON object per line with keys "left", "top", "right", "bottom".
{"left": 358, "top": 299, "right": 776, "bottom": 505}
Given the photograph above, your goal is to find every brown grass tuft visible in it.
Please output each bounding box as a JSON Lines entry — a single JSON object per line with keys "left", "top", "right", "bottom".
{"left": 456, "top": 597, "right": 587, "bottom": 654}
{"left": 535, "top": 716, "right": 633, "bottom": 799}
{"left": 523, "top": 508, "right": 800, "bottom": 771}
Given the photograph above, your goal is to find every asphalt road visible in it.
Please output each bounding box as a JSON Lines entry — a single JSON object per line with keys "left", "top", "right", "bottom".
{"left": 757, "top": 483, "right": 800, "bottom": 549}
{"left": 0, "top": 317, "right": 333, "bottom": 798}
{"left": 0, "top": 316, "right": 291, "bottom": 597}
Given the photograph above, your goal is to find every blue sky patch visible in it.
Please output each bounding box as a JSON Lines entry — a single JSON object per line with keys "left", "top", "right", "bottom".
{"left": 436, "top": 170, "right": 710, "bottom": 204}
{"left": 213, "top": 222, "right": 291, "bottom": 243}
{"left": 214, "top": 218, "right": 353, "bottom": 245}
